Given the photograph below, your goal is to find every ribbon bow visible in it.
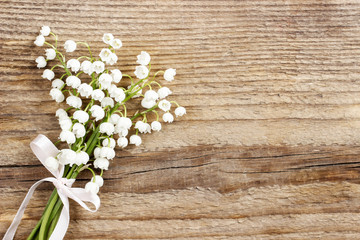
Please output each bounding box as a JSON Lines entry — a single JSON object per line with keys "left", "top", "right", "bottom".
{"left": 3, "top": 134, "right": 100, "bottom": 240}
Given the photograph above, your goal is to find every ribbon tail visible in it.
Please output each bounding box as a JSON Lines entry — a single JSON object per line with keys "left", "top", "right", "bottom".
{"left": 49, "top": 192, "right": 69, "bottom": 240}
{"left": 2, "top": 178, "right": 55, "bottom": 240}
{"left": 67, "top": 188, "right": 100, "bottom": 212}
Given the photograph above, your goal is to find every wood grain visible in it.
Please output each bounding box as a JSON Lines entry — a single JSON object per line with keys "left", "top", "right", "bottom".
{"left": 2, "top": 0, "right": 360, "bottom": 239}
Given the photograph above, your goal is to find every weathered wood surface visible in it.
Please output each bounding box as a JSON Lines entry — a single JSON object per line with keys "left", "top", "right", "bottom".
{"left": 2, "top": 0, "right": 360, "bottom": 239}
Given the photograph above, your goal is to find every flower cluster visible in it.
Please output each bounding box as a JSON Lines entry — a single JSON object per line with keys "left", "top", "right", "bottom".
{"left": 34, "top": 26, "right": 186, "bottom": 195}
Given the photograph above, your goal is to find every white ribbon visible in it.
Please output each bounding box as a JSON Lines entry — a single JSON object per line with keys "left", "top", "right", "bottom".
{"left": 3, "top": 134, "right": 100, "bottom": 240}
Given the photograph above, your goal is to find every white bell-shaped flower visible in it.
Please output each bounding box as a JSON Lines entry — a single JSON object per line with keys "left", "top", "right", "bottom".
{"left": 102, "top": 138, "right": 116, "bottom": 148}
{"left": 134, "top": 65, "right": 149, "bottom": 79}
{"left": 60, "top": 130, "right": 76, "bottom": 144}
{"left": 129, "top": 135, "right": 142, "bottom": 146}
{"left": 163, "top": 112, "right": 174, "bottom": 123}
{"left": 91, "top": 175, "right": 104, "bottom": 187}
{"left": 58, "top": 149, "right": 77, "bottom": 165}
{"left": 136, "top": 51, "right": 151, "bottom": 66}
{"left": 117, "top": 137, "right": 128, "bottom": 148}
{"left": 85, "top": 181, "right": 99, "bottom": 194}
{"left": 158, "top": 99, "right": 171, "bottom": 112}
{"left": 164, "top": 68, "right": 176, "bottom": 81}
{"left": 49, "top": 89, "right": 64, "bottom": 103}
{"left": 66, "top": 76, "right": 81, "bottom": 89}
{"left": 157, "top": 87, "right": 172, "bottom": 99}
{"left": 175, "top": 106, "right": 186, "bottom": 117}
{"left": 42, "top": 69, "right": 55, "bottom": 80}
{"left": 151, "top": 121, "right": 162, "bottom": 131}
{"left": 110, "top": 69, "right": 122, "bottom": 83}
{"left": 64, "top": 40, "right": 77, "bottom": 52}
{"left": 73, "top": 110, "right": 89, "bottom": 124}
{"left": 78, "top": 83, "right": 93, "bottom": 98}
{"left": 94, "top": 158, "right": 109, "bottom": 170}
{"left": 35, "top": 56, "right": 46, "bottom": 68}
{"left": 72, "top": 123, "right": 86, "bottom": 138}
{"left": 90, "top": 105, "right": 105, "bottom": 121}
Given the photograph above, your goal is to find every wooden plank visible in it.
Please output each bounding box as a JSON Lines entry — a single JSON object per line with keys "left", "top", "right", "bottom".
{"left": 2, "top": 0, "right": 360, "bottom": 239}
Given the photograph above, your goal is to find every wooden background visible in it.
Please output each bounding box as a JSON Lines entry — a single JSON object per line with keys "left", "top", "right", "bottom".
{"left": 2, "top": 0, "right": 360, "bottom": 239}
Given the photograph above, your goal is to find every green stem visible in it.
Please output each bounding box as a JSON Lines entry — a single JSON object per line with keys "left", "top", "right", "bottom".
{"left": 77, "top": 42, "right": 93, "bottom": 59}
{"left": 47, "top": 208, "right": 61, "bottom": 239}
{"left": 131, "top": 105, "right": 158, "bottom": 120}
{"left": 49, "top": 32, "right": 58, "bottom": 48}
{"left": 26, "top": 190, "right": 57, "bottom": 240}
{"left": 38, "top": 191, "right": 59, "bottom": 240}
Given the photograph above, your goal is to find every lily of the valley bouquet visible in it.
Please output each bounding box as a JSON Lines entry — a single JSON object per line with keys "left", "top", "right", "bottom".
{"left": 4, "top": 26, "right": 186, "bottom": 240}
